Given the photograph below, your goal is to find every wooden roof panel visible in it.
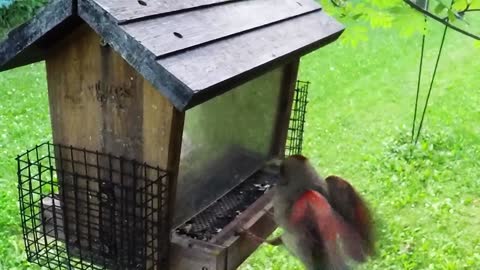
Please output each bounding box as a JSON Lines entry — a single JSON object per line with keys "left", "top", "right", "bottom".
{"left": 121, "top": 0, "right": 321, "bottom": 58}
{"left": 157, "top": 11, "right": 344, "bottom": 107}
{"left": 0, "top": 0, "right": 75, "bottom": 71}
{"left": 81, "top": 0, "right": 343, "bottom": 110}
{"left": 93, "top": 0, "right": 236, "bottom": 23}
{"left": 0, "top": 0, "right": 344, "bottom": 111}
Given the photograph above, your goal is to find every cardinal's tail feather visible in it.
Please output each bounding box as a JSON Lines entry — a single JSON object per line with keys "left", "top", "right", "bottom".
{"left": 325, "top": 238, "right": 351, "bottom": 270}
{"left": 311, "top": 257, "right": 350, "bottom": 270}
{"left": 325, "top": 175, "right": 375, "bottom": 257}
{"left": 333, "top": 215, "right": 369, "bottom": 263}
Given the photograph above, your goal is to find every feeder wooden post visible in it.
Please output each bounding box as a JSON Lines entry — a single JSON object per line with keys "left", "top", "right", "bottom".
{"left": 270, "top": 60, "right": 300, "bottom": 157}
{"left": 45, "top": 24, "right": 184, "bottom": 268}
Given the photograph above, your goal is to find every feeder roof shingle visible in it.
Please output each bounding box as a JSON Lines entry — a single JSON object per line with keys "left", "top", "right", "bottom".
{"left": 0, "top": 0, "right": 344, "bottom": 111}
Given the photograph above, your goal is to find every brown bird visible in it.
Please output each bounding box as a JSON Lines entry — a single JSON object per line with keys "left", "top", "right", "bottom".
{"left": 266, "top": 155, "right": 375, "bottom": 270}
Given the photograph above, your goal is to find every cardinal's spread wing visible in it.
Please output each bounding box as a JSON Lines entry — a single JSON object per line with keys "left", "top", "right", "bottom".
{"left": 289, "top": 190, "right": 349, "bottom": 270}
{"left": 325, "top": 175, "right": 375, "bottom": 261}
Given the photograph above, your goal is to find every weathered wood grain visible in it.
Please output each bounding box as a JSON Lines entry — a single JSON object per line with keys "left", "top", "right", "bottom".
{"left": 46, "top": 24, "right": 105, "bottom": 261}
{"left": 122, "top": 0, "right": 321, "bottom": 57}
{"left": 157, "top": 11, "right": 344, "bottom": 107}
{"left": 79, "top": 0, "right": 194, "bottom": 111}
{"left": 142, "top": 78, "right": 185, "bottom": 269}
{"left": 45, "top": 24, "right": 184, "bottom": 268}
{"left": 94, "top": 0, "right": 236, "bottom": 23}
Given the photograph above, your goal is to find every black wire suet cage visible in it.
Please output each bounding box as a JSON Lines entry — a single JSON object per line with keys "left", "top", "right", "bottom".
{"left": 17, "top": 142, "right": 170, "bottom": 270}
{"left": 286, "top": 80, "right": 310, "bottom": 156}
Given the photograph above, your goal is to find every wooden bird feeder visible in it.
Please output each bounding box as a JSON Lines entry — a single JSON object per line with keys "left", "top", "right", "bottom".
{"left": 0, "top": 0, "right": 344, "bottom": 269}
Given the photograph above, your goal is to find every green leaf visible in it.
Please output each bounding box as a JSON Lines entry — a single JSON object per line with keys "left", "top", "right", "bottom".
{"left": 434, "top": 2, "right": 448, "bottom": 14}
{"left": 453, "top": 0, "right": 470, "bottom": 12}
{"left": 395, "top": 12, "right": 425, "bottom": 37}
{"left": 369, "top": 11, "right": 394, "bottom": 28}
{"left": 472, "top": 0, "right": 480, "bottom": 8}
{"left": 340, "top": 24, "right": 369, "bottom": 47}
{"left": 447, "top": 9, "right": 457, "bottom": 22}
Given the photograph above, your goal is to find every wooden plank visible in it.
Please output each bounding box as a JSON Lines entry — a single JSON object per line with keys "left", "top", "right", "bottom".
{"left": 170, "top": 235, "right": 226, "bottom": 270}
{"left": 41, "top": 197, "right": 65, "bottom": 241}
{"left": 157, "top": 11, "right": 344, "bottom": 106}
{"left": 122, "top": 0, "right": 321, "bottom": 57}
{"left": 45, "top": 24, "right": 184, "bottom": 268}
{"left": 143, "top": 80, "right": 185, "bottom": 269}
{"left": 94, "top": 0, "right": 236, "bottom": 23}
{"left": 45, "top": 24, "right": 105, "bottom": 263}
{"left": 270, "top": 60, "right": 300, "bottom": 157}
{"left": 224, "top": 202, "right": 276, "bottom": 270}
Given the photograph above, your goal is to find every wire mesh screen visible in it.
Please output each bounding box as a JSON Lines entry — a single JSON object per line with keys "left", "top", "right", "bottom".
{"left": 17, "top": 142, "right": 170, "bottom": 270}
{"left": 175, "top": 169, "right": 277, "bottom": 241}
{"left": 286, "top": 80, "right": 310, "bottom": 156}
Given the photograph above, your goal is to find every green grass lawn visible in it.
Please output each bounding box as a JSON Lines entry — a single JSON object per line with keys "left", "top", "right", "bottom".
{"left": 1, "top": 18, "right": 480, "bottom": 270}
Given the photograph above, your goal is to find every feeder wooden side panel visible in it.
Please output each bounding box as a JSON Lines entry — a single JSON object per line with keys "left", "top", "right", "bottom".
{"left": 46, "top": 25, "right": 103, "bottom": 154}
{"left": 46, "top": 25, "right": 184, "bottom": 162}
{"left": 270, "top": 60, "right": 300, "bottom": 157}
{"left": 143, "top": 80, "right": 185, "bottom": 269}
{"left": 170, "top": 236, "right": 227, "bottom": 270}
{"left": 45, "top": 24, "right": 184, "bottom": 268}
{"left": 46, "top": 25, "right": 105, "bottom": 256}
{"left": 224, "top": 202, "right": 276, "bottom": 270}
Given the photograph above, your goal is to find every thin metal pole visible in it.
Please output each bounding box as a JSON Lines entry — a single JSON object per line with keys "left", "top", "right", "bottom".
{"left": 412, "top": 16, "right": 428, "bottom": 142}
{"left": 415, "top": 22, "right": 449, "bottom": 144}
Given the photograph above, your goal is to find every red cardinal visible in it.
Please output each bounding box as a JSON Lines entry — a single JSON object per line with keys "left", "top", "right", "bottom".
{"left": 271, "top": 155, "right": 374, "bottom": 270}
